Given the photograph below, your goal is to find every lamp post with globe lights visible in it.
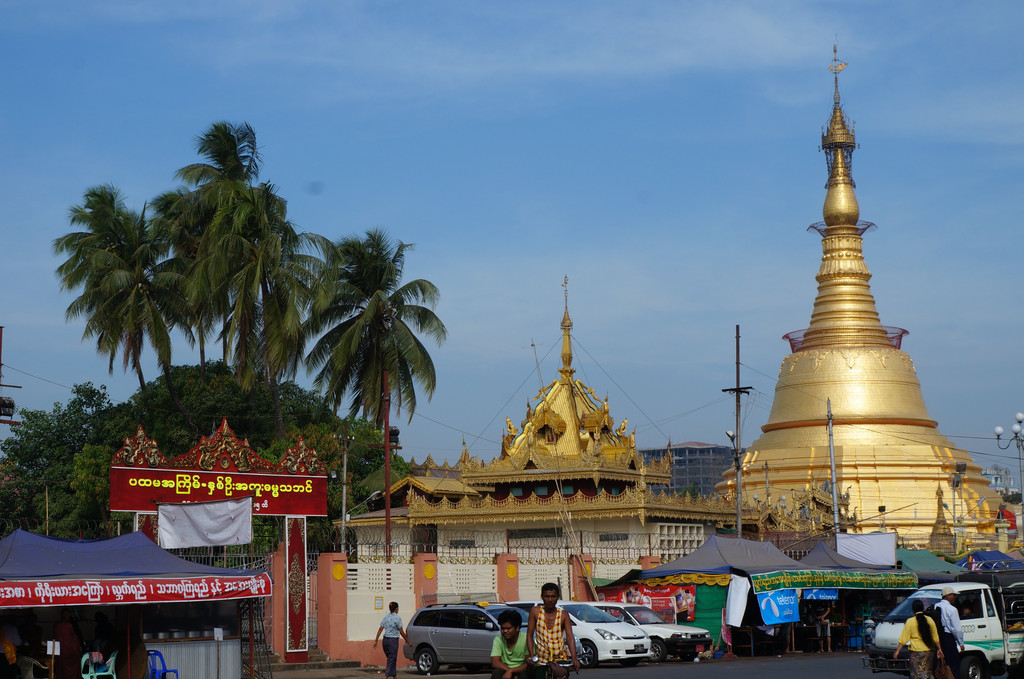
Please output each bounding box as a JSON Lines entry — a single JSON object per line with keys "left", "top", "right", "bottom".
{"left": 994, "top": 412, "right": 1024, "bottom": 546}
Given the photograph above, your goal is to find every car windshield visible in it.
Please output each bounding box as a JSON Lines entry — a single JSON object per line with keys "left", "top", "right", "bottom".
{"left": 625, "top": 606, "right": 669, "bottom": 624}
{"left": 884, "top": 591, "right": 943, "bottom": 623}
{"left": 487, "top": 607, "right": 526, "bottom": 627}
{"left": 562, "top": 604, "right": 618, "bottom": 623}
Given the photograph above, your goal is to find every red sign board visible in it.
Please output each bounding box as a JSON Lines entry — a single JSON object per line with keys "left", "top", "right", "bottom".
{"left": 109, "top": 466, "right": 327, "bottom": 516}
{"left": 0, "top": 574, "right": 271, "bottom": 608}
{"left": 109, "top": 421, "right": 328, "bottom": 517}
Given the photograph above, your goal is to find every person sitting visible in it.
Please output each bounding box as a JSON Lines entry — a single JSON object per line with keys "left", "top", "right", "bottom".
{"left": 491, "top": 610, "right": 529, "bottom": 679}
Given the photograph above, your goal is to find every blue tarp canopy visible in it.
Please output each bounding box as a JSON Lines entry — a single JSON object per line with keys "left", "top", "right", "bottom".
{"left": 640, "top": 535, "right": 809, "bottom": 579}
{"left": 956, "top": 549, "right": 1024, "bottom": 570}
{"left": 0, "top": 529, "right": 256, "bottom": 579}
{"left": 0, "top": 530, "right": 271, "bottom": 608}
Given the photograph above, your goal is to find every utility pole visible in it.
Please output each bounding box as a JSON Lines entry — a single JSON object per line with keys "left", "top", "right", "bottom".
{"left": 827, "top": 399, "right": 840, "bottom": 535}
{"left": 383, "top": 369, "right": 392, "bottom": 564}
{"left": 722, "top": 325, "right": 752, "bottom": 536}
{"left": 335, "top": 424, "right": 354, "bottom": 554}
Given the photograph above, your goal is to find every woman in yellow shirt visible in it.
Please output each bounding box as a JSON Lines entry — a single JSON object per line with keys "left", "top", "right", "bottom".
{"left": 894, "top": 599, "right": 944, "bottom": 679}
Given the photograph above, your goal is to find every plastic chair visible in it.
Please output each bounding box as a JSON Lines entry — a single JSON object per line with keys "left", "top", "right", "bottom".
{"left": 16, "top": 655, "right": 47, "bottom": 679}
{"left": 146, "top": 650, "right": 178, "bottom": 679}
{"left": 80, "top": 650, "right": 116, "bottom": 679}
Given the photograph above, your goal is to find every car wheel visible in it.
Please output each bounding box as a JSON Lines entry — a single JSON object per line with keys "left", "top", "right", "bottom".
{"left": 960, "top": 655, "right": 988, "bottom": 679}
{"left": 579, "top": 640, "right": 599, "bottom": 669}
{"left": 649, "top": 638, "right": 668, "bottom": 663}
{"left": 415, "top": 646, "right": 439, "bottom": 675}
{"left": 620, "top": 659, "right": 642, "bottom": 667}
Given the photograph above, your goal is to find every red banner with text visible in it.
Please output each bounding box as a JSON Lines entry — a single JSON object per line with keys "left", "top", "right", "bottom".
{"left": 0, "top": 574, "right": 272, "bottom": 608}
{"left": 109, "top": 467, "right": 327, "bottom": 516}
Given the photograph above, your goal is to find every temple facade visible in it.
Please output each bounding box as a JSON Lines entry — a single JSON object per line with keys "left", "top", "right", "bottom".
{"left": 716, "top": 51, "right": 1000, "bottom": 541}
{"left": 348, "top": 303, "right": 736, "bottom": 571}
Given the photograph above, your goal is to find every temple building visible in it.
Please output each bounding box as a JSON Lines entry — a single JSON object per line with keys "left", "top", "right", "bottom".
{"left": 348, "top": 300, "right": 736, "bottom": 571}
{"left": 716, "top": 51, "right": 1000, "bottom": 541}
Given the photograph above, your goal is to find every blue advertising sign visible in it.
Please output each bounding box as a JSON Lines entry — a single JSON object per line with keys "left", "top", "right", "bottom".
{"left": 756, "top": 588, "right": 800, "bottom": 624}
{"left": 803, "top": 588, "right": 839, "bottom": 600}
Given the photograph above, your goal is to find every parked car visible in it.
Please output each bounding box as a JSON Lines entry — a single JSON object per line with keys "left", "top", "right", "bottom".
{"left": 590, "top": 602, "right": 713, "bottom": 662}
{"left": 402, "top": 603, "right": 581, "bottom": 675}
{"left": 506, "top": 600, "right": 651, "bottom": 668}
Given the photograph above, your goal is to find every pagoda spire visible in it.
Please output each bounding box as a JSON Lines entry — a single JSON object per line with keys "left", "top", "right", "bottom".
{"left": 789, "top": 47, "right": 892, "bottom": 352}
{"left": 559, "top": 275, "right": 574, "bottom": 380}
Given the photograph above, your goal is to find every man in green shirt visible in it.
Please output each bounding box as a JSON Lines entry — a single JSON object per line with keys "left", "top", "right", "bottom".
{"left": 491, "top": 610, "right": 529, "bottom": 679}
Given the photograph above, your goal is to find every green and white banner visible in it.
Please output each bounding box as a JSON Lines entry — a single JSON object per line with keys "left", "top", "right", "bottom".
{"left": 749, "top": 569, "right": 917, "bottom": 593}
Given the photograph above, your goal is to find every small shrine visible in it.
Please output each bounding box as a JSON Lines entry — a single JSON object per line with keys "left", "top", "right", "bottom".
{"left": 347, "top": 295, "right": 737, "bottom": 568}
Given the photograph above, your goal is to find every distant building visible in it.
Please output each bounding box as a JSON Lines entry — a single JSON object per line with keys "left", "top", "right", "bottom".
{"left": 639, "top": 442, "right": 734, "bottom": 497}
{"left": 982, "top": 465, "right": 1015, "bottom": 496}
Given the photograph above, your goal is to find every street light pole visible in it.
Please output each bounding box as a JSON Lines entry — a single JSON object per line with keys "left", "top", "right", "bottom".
{"left": 334, "top": 426, "right": 354, "bottom": 555}
{"left": 995, "top": 412, "right": 1024, "bottom": 547}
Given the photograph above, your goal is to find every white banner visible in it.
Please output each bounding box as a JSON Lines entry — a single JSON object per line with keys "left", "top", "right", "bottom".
{"left": 725, "top": 574, "right": 750, "bottom": 627}
{"left": 158, "top": 498, "right": 253, "bottom": 549}
{"left": 836, "top": 532, "right": 896, "bottom": 566}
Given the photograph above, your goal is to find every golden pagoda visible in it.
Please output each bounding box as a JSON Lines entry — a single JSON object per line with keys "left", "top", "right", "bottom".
{"left": 716, "top": 49, "right": 1000, "bottom": 540}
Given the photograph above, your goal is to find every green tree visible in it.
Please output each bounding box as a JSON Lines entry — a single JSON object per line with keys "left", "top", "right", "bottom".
{"left": 0, "top": 383, "right": 125, "bottom": 536}
{"left": 54, "top": 185, "right": 197, "bottom": 435}
{"left": 176, "top": 123, "right": 326, "bottom": 438}
{"left": 305, "top": 228, "right": 447, "bottom": 427}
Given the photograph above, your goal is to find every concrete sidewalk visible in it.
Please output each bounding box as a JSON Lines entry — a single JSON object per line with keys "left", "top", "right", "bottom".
{"left": 273, "top": 667, "right": 432, "bottom": 679}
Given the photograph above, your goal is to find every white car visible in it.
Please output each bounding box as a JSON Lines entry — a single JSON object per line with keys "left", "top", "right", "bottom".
{"left": 507, "top": 600, "right": 651, "bottom": 668}
{"left": 591, "top": 602, "right": 713, "bottom": 663}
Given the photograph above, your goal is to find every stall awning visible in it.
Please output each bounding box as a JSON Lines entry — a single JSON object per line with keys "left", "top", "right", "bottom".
{"left": 0, "top": 530, "right": 271, "bottom": 607}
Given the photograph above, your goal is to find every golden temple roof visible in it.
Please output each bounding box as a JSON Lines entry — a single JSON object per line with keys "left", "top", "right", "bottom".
{"left": 389, "top": 474, "right": 481, "bottom": 498}
{"left": 457, "top": 298, "right": 670, "bottom": 486}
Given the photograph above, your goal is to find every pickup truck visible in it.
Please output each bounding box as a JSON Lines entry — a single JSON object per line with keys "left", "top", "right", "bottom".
{"left": 863, "top": 574, "right": 1024, "bottom": 679}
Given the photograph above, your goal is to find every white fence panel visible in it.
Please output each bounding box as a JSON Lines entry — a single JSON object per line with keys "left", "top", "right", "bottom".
{"left": 436, "top": 562, "right": 496, "bottom": 595}
{"left": 516, "top": 563, "right": 568, "bottom": 601}
{"left": 347, "top": 563, "right": 416, "bottom": 640}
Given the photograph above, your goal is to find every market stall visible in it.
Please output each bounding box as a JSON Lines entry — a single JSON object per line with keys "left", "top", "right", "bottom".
{"left": 638, "top": 536, "right": 917, "bottom": 655}
{"left": 0, "top": 530, "right": 271, "bottom": 679}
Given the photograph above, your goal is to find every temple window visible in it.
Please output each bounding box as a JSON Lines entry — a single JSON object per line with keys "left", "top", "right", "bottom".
{"left": 561, "top": 484, "right": 574, "bottom": 495}
{"left": 510, "top": 487, "right": 523, "bottom": 497}
{"left": 535, "top": 485, "right": 549, "bottom": 496}
{"left": 599, "top": 532, "right": 629, "bottom": 542}
{"left": 509, "top": 527, "right": 563, "bottom": 540}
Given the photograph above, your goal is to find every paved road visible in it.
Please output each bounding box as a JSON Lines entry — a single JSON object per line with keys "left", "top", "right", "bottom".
{"left": 323, "top": 652, "right": 879, "bottom": 679}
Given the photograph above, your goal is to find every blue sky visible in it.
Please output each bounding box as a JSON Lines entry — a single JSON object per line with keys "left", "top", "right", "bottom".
{"left": 1, "top": 2, "right": 1022, "bottom": 480}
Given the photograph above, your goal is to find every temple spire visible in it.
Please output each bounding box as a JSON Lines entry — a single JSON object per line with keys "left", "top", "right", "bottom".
{"left": 789, "top": 48, "right": 889, "bottom": 352}
{"left": 559, "top": 276, "right": 574, "bottom": 379}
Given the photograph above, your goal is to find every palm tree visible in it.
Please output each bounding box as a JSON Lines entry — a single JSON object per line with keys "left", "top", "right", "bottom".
{"left": 54, "top": 185, "right": 198, "bottom": 434}
{"left": 151, "top": 187, "right": 218, "bottom": 382}
{"left": 193, "top": 182, "right": 324, "bottom": 437}
{"left": 174, "top": 121, "right": 262, "bottom": 365}
{"left": 305, "top": 228, "right": 447, "bottom": 427}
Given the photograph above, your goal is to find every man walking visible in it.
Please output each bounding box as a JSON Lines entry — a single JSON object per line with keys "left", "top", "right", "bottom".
{"left": 936, "top": 586, "right": 964, "bottom": 679}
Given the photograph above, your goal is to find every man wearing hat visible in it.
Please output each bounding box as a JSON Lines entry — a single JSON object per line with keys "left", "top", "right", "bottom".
{"left": 935, "top": 586, "right": 964, "bottom": 678}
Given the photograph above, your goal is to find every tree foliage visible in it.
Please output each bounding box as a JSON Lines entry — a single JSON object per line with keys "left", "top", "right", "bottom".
{"left": 0, "top": 384, "right": 122, "bottom": 535}
{"left": 306, "top": 228, "right": 447, "bottom": 426}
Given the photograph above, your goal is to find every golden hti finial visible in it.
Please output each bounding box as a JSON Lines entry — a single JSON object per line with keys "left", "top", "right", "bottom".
{"left": 829, "top": 43, "right": 847, "bottom": 106}
{"left": 820, "top": 45, "right": 858, "bottom": 224}
{"left": 559, "top": 275, "right": 574, "bottom": 377}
